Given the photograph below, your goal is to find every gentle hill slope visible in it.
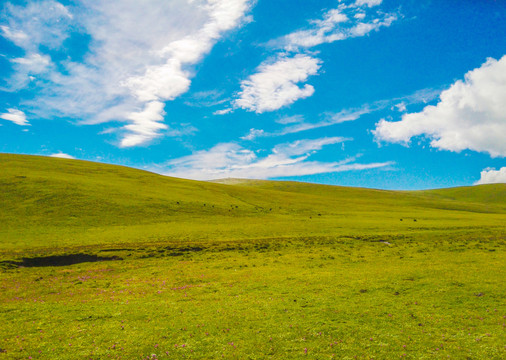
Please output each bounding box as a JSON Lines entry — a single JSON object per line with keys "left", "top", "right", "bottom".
{"left": 1, "top": 153, "right": 505, "bottom": 252}
{"left": 212, "top": 178, "right": 506, "bottom": 213}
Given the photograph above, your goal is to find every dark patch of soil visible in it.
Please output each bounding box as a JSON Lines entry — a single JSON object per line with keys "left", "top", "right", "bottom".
{"left": 164, "top": 246, "right": 203, "bottom": 252}
{"left": 167, "top": 252, "right": 185, "bottom": 257}
{"left": 99, "top": 248, "right": 134, "bottom": 252}
{"left": 1, "top": 254, "right": 122, "bottom": 268}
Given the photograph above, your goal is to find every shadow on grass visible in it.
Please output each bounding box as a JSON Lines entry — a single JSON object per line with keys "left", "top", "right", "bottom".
{"left": 0, "top": 254, "right": 122, "bottom": 268}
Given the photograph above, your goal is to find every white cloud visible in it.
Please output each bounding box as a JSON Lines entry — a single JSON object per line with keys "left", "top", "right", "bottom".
{"left": 349, "top": 17, "right": 396, "bottom": 37}
{"left": 213, "top": 108, "right": 233, "bottom": 115}
{"left": 1, "top": 1, "right": 73, "bottom": 51}
{"left": 475, "top": 167, "right": 506, "bottom": 185}
{"left": 235, "top": 54, "right": 321, "bottom": 113}
{"left": 232, "top": 0, "right": 397, "bottom": 113}
{"left": 121, "top": 101, "right": 168, "bottom": 147}
{"left": 279, "top": 2, "right": 396, "bottom": 51}
{"left": 7, "top": 53, "right": 52, "bottom": 89}
{"left": 397, "top": 87, "right": 443, "bottom": 106}
{"left": 374, "top": 55, "right": 506, "bottom": 157}
{"left": 272, "top": 137, "right": 350, "bottom": 156}
{"left": 166, "top": 124, "right": 198, "bottom": 137}
{"left": 394, "top": 102, "right": 407, "bottom": 112}
{"left": 160, "top": 137, "right": 391, "bottom": 180}
{"left": 49, "top": 152, "right": 75, "bottom": 159}
{"left": 354, "top": 0, "right": 382, "bottom": 8}
{"left": 241, "top": 128, "right": 265, "bottom": 140}
{"left": 2, "top": 0, "right": 253, "bottom": 146}
{"left": 115, "top": 0, "right": 252, "bottom": 145}
{"left": 280, "top": 107, "right": 371, "bottom": 134}
{"left": 0, "top": 25, "right": 28, "bottom": 43}
{"left": 283, "top": 8, "right": 349, "bottom": 49}
{"left": 185, "top": 90, "right": 227, "bottom": 108}
{"left": 122, "top": 60, "right": 191, "bottom": 103}
{"left": 0, "top": 109, "right": 29, "bottom": 126}
{"left": 276, "top": 115, "right": 305, "bottom": 125}
{"left": 12, "top": 53, "right": 51, "bottom": 72}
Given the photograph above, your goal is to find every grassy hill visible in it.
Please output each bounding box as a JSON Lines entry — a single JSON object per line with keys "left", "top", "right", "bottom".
{"left": 0, "top": 153, "right": 505, "bottom": 359}
{"left": 1, "top": 153, "right": 504, "bottom": 252}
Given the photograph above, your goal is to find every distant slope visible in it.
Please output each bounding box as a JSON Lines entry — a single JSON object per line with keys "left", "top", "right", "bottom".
{"left": 421, "top": 185, "right": 506, "bottom": 205}
{"left": 1, "top": 154, "right": 505, "bottom": 251}
{"left": 214, "top": 178, "right": 506, "bottom": 213}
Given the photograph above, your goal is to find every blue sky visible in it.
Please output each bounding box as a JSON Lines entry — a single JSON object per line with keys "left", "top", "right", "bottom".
{"left": 1, "top": 0, "right": 505, "bottom": 189}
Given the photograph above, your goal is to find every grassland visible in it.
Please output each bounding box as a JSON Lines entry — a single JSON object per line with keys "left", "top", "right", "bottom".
{"left": 0, "top": 153, "right": 505, "bottom": 359}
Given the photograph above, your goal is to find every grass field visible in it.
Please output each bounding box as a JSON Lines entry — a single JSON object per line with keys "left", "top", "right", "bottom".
{"left": 0, "top": 154, "right": 505, "bottom": 359}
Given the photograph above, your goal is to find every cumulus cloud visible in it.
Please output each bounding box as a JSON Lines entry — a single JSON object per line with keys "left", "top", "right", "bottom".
{"left": 0, "top": 109, "right": 29, "bottom": 125}
{"left": 475, "top": 167, "right": 506, "bottom": 185}
{"left": 1, "top": 0, "right": 253, "bottom": 146}
{"left": 374, "top": 56, "right": 506, "bottom": 157}
{"left": 160, "top": 137, "right": 391, "bottom": 180}
{"left": 235, "top": 54, "right": 321, "bottom": 113}
{"left": 49, "top": 152, "right": 75, "bottom": 159}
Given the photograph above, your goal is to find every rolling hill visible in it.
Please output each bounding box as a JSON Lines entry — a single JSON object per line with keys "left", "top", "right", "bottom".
{"left": 1, "top": 153, "right": 504, "bottom": 254}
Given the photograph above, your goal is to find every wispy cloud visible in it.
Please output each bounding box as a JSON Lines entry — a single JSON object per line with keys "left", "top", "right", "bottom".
{"left": 213, "top": 108, "right": 234, "bottom": 116}
{"left": 184, "top": 90, "right": 228, "bottom": 108}
{"left": 159, "top": 137, "right": 392, "bottom": 180}
{"left": 1, "top": 1, "right": 73, "bottom": 51}
{"left": 1, "top": 0, "right": 254, "bottom": 147}
{"left": 240, "top": 88, "right": 440, "bottom": 140}
{"left": 278, "top": 1, "right": 396, "bottom": 51}
{"left": 241, "top": 108, "right": 368, "bottom": 140}
{"left": 272, "top": 137, "right": 351, "bottom": 156}
{"left": 354, "top": 0, "right": 383, "bottom": 7}
{"left": 475, "top": 167, "right": 506, "bottom": 185}
{"left": 6, "top": 53, "right": 52, "bottom": 90}
{"left": 0, "top": 109, "right": 29, "bottom": 126}
{"left": 166, "top": 124, "right": 198, "bottom": 137}
{"left": 275, "top": 115, "right": 305, "bottom": 125}
{"left": 374, "top": 55, "right": 506, "bottom": 158}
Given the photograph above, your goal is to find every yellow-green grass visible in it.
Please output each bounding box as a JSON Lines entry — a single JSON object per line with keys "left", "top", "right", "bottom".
{"left": 0, "top": 153, "right": 505, "bottom": 359}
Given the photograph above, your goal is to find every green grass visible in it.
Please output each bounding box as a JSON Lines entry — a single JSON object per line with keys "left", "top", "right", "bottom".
{"left": 0, "top": 153, "right": 505, "bottom": 359}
